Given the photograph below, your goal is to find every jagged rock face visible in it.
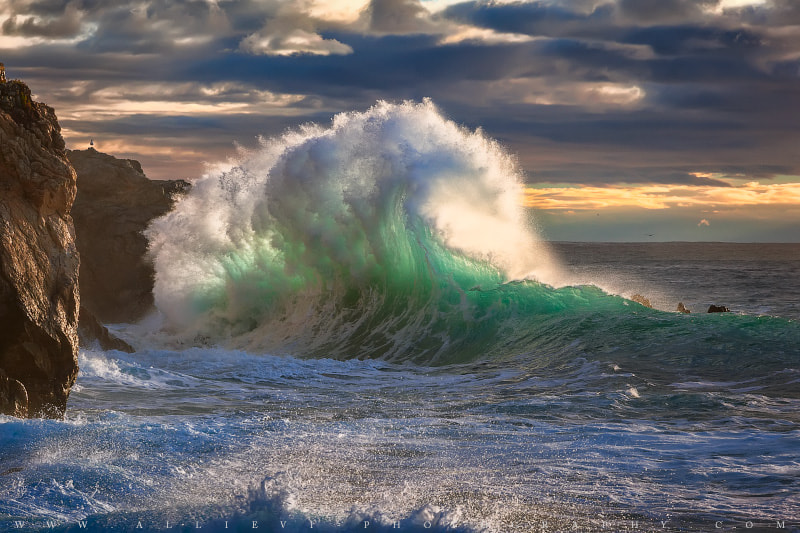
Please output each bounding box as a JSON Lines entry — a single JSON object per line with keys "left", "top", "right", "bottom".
{"left": 68, "top": 149, "right": 188, "bottom": 323}
{"left": 0, "top": 80, "right": 80, "bottom": 418}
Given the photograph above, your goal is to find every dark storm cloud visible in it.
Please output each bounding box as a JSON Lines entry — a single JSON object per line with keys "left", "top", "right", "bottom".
{"left": 63, "top": 111, "right": 333, "bottom": 140}
{"left": 740, "top": 0, "right": 800, "bottom": 25}
{"left": 2, "top": 0, "right": 71, "bottom": 17}
{"left": 621, "top": 25, "right": 763, "bottom": 56}
{"left": 442, "top": 0, "right": 616, "bottom": 39}
{"left": 3, "top": 0, "right": 277, "bottom": 53}
{"left": 75, "top": 0, "right": 234, "bottom": 54}
{"left": 439, "top": 98, "right": 799, "bottom": 185}
{"left": 182, "top": 35, "right": 540, "bottom": 94}
{"left": 616, "top": 0, "right": 719, "bottom": 22}
{"left": 2, "top": 0, "right": 798, "bottom": 186}
{"left": 365, "top": 0, "right": 437, "bottom": 34}
{"left": 1, "top": 2, "right": 82, "bottom": 38}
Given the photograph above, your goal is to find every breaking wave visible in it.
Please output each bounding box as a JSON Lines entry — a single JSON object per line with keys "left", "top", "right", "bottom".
{"left": 146, "top": 100, "right": 573, "bottom": 362}
{"left": 145, "top": 99, "right": 800, "bottom": 374}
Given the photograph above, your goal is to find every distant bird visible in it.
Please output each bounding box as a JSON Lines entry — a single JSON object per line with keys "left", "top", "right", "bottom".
{"left": 647, "top": 234, "right": 654, "bottom": 237}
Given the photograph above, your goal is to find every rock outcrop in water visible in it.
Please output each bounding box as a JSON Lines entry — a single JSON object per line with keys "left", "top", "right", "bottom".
{"left": 630, "top": 294, "right": 653, "bottom": 308}
{"left": 78, "top": 305, "right": 134, "bottom": 353}
{"left": 677, "top": 302, "right": 691, "bottom": 314}
{"left": 708, "top": 304, "right": 730, "bottom": 313}
{"left": 68, "top": 149, "right": 188, "bottom": 323}
{"left": 0, "top": 78, "right": 80, "bottom": 418}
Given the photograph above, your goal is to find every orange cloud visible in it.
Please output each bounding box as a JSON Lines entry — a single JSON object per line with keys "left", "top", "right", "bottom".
{"left": 523, "top": 182, "right": 800, "bottom": 210}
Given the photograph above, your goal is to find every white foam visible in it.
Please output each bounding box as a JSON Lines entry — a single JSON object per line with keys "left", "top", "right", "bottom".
{"left": 146, "top": 99, "right": 561, "bottom": 345}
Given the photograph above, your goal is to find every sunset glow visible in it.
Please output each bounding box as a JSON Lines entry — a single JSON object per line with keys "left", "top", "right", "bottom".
{"left": 524, "top": 182, "right": 800, "bottom": 211}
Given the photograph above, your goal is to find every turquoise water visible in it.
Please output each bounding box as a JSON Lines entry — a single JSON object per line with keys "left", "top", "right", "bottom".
{"left": 1, "top": 102, "right": 798, "bottom": 532}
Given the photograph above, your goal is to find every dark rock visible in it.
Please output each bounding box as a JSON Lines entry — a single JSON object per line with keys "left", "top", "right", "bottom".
{"left": 68, "top": 149, "right": 189, "bottom": 323}
{"left": 0, "top": 369, "right": 28, "bottom": 418}
{"left": 0, "top": 79, "right": 80, "bottom": 418}
{"left": 677, "top": 302, "right": 691, "bottom": 314}
{"left": 78, "top": 306, "right": 134, "bottom": 353}
{"left": 707, "top": 305, "right": 730, "bottom": 313}
{"left": 631, "top": 294, "right": 653, "bottom": 308}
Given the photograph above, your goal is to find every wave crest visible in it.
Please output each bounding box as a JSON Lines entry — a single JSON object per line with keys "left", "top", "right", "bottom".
{"left": 147, "top": 100, "right": 560, "bottom": 360}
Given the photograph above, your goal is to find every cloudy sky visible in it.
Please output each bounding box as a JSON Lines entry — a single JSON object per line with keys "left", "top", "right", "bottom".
{"left": 2, "top": 0, "right": 799, "bottom": 241}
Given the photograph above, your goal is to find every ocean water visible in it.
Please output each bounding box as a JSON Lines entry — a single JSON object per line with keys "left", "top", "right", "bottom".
{"left": 1, "top": 102, "right": 799, "bottom": 533}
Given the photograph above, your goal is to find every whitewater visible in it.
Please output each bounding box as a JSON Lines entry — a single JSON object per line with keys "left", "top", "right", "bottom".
{"left": 1, "top": 101, "right": 798, "bottom": 532}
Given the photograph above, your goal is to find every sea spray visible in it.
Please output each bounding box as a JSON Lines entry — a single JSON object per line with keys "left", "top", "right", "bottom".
{"left": 147, "top": 100, "right": 562, "bottom": 359}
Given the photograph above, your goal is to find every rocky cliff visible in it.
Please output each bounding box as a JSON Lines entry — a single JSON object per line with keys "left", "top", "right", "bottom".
{"left": 0, "top": 79, "right": 80, "bottom": 418}
{"left": 68, "top": 149, "right": 188, "bottom": 323}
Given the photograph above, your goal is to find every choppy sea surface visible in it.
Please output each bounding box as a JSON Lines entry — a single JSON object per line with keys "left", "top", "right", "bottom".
{"left": 1, "top": 103, "right": 799, "bottom": 532}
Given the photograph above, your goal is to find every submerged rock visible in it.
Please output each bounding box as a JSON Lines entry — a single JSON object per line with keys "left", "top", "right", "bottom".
{"left": 708, "top": 305, "right": 731, "bottom": 313}
{"left": 677, "top": 302, "right": 691, "bottom": 314}
{"left": 68, "top": 148, "right": 189, "bottom": 323}
{"left": 0, "top": 79, "right": 80, "bottom": 418}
